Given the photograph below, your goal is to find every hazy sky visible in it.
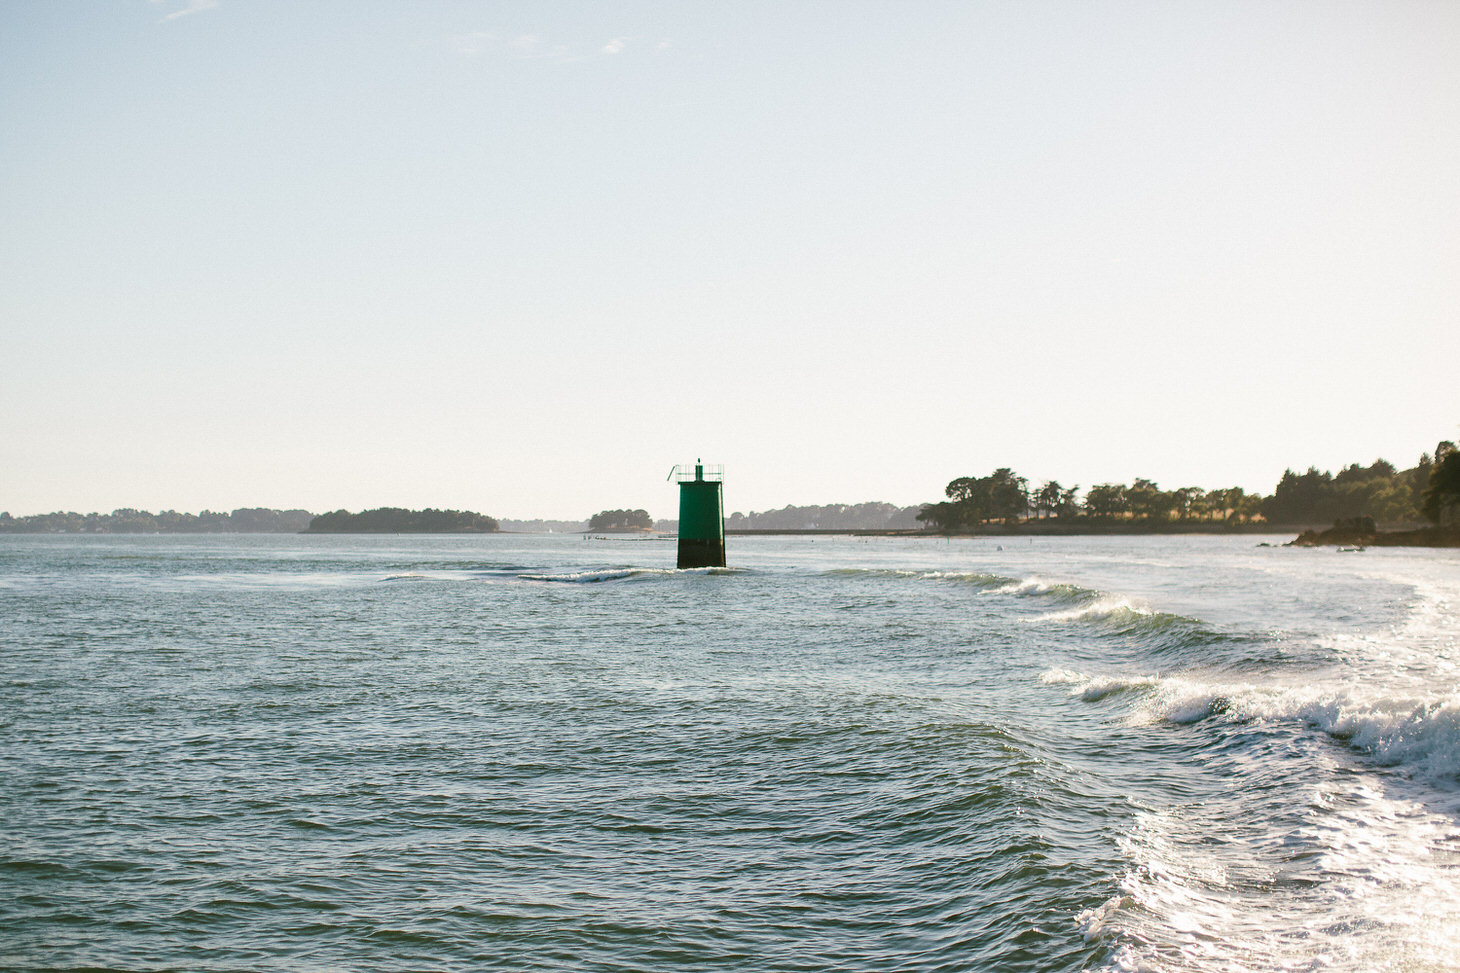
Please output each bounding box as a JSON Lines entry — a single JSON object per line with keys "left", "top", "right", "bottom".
{"left": 4, "top": 1, "right": 1457, "bottom": 520}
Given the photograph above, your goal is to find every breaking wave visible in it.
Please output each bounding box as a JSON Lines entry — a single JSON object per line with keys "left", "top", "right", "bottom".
{"left": 990, "top": 576, "right": 1096, "bottom": 603}
{"left": 1045, "top": 668, "right": 1460, "bottom": 779}
{"left": 822, "top": 568, "right": 1019, "bottom": 588}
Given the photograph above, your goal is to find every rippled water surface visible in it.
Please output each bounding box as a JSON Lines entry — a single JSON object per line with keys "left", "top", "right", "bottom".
{"left": 3, "top": 533, "right": 1459, "bottom": 971}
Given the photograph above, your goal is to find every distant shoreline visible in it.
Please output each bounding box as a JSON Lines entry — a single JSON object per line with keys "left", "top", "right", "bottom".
{"left": 298, "top": 529, "right": 501, "bottom": 535}
{"left": 728, "top": 523, "right": 1305, "bottom": 537}
{"left": 1289, "top": 525, "right": 1460, "bottom": 548}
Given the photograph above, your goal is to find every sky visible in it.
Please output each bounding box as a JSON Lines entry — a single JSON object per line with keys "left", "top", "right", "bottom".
{"left": 3, "top": 0, "right": 1457, "bottom": 520}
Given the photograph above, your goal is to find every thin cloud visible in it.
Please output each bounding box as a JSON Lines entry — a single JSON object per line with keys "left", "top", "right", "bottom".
{"left": 150, "top": 0, "right": 219, "bottom": 22}
{"left": 454, "top": 31, "right": 498, "bottom": 56}
{"left": 510, "top": 34, "right": 579, "bottom": 62}
{"left": 451, "top": 29, "right": 660, "bottom": 62}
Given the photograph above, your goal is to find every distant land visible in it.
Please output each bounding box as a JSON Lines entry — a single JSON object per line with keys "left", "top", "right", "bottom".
{"left": 916, "top": 436, "right": 1458, "bottom": 537}
{"left": 3, "top": 436, "right": 1454, "bottom": 539}
{"left": 727, "top": 502, "right": 925, "bottom": 531}
{"left": 304, "top": 508, "right": 499, "bottom": 533}
{"left": 0, "top": 502, "right": 929, "bottom": 535}
{"left": 0, "top": 508, "right": 313, "bottom": 534}
{"left": 499, "top": 518, "right": 591, "bottom": 534}
{"left": 1290, "top": 518, "right": 1460, "bottom": 549}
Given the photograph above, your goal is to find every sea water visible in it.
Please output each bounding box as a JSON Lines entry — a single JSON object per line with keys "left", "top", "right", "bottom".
{"left": 2, "top": 533, "right": 1458, "bottom": 972}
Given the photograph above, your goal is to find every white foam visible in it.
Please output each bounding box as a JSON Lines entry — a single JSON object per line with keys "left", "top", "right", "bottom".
{"left": 1091, "top": 675, "right": 1165, "bottom": 703}
{"left": 517, "top": 566, "right": 745, "bottom": 583}
{"left": 1088, "top": 782, "right": 1460, "bottom": 973}
{"left": 1260, "top": 692, "right": 1460, "bottom": 778}
{"left": 1046, "top": 667, "right": 1460, "bottom": 779}
{"left": 518, "top": 568, "right": 656, "bottom": 583}
{"left": 1076, "top": 894, "right": 1129, "bottom": 941}
{"left": 1039, "top": 668, "right": 1087, "bottom": 687}
{"left": 992, "top": 575, "right": 1090, "bottom": 598}
{"left": 1029, "top": 597, "right": 1150, "bottom": 625}
{"left": 918, "top": 570, "right": 1012, "bottom": 587}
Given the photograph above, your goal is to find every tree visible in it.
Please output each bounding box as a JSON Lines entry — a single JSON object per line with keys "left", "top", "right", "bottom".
{"left": 945, "top": 478, "right": 979, "bottom": 503}
{"left": 1084, "top": 484, "right": 1129, "bottom": 519}
{"left": 306, "top": 508, "right": 499, "bottom": 533}
{"left": 922, "top": 468, "right": 1030, "bottom": 528}
{"left": 1422, "top": 441, "right": 1460, "bottom": 526}
{"left": 1411, "top": 453, "right": 1434, "bottom": 512}
{"left": 1205, "top": 487, "right": 1245, "bottom": 522}
{"left": 588, "top": 509, "right": 653, "bottom": 531}
{"left": 1036, "top": 481, "right": 1064, "bottom": 520}
{"left": 1262, "top": 457, "right": 1428, "bottom": 525}
{"left": 1170, "top": 487, "right": 1202, "bottom": 521}
{"left": 1128, "top": 479, "right": 1174, "bottom": 521}
{"left": 1264, "top": 468, "right": 1334, "bottom": 524}
{"left": 945, "top": 476, "right": 994, "bottom": 526}
{"left": 916, "top": 502, "right": 960, "bottom": 531}
{"left": 1057, "top": 485, "right": 1081, "bottom": 519}
{"left": 988, "top": 468, "right": 1029, "bottom": 524}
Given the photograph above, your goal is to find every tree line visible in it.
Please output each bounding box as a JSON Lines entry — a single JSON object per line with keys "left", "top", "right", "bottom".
{"left": 917, "top": 439, "right": 1460, "bottom": 530}
{"left": 0, "top": 507, "right": 314, "bottom": 534}
{"left": 726, "top": 502, "right": 925, "bottom": 530}
{"left": 588, "top": 509, "right": 654, "bottom": 530}
{"left": 305, "top": 508, "right": 499, "bottom": 533}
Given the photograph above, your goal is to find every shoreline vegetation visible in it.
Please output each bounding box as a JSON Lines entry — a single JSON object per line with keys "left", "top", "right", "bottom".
{"left": 4, "top": 436, "right": 1455, "bottom": 544}
{"left": 303, "top": 508, "right": 499, "bottom": 534}
{"left": 0, "top": 508, "right": 314, "bottom": 534}
{"left": 909, "top": 438, "right": 1459, "bottom": 547}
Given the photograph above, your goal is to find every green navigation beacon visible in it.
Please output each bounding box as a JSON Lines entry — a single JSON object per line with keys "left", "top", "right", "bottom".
{"left": 669, "top": 460, "right": 725, "bottom": 569}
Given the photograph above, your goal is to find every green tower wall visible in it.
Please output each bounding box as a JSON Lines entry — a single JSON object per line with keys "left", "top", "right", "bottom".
{"left": 677, "top": 478, "right": 725, "bottom": 568}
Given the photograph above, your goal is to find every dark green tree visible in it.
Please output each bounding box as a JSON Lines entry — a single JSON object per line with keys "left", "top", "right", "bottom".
{"left": 1057, "top": 485, "right": 1081, "bottom": 519}
{"left": 1422, "top": 442, "right": 1460, "bottom": 525}
{"left": 916, "top": 501, "right": 960, "bottom": 531}
{"left": 306, "top": 508, "right": 498, "bottom": 533}
{"left": 1035, "top": 481, "right": 1063, "bottom": 519}
{"left": 588, "top": 509, "right": 653, "bottom": 530}
{"left": 1127, "top": 479, "right": 1173, "bottom": 521}
{"left": 1083, "top": 484, "right": 1129, "bottom": 519}
{"left": 945, "top": 476, "right": 994, "bottom": 526}
{"left": 1264, "top": 468, "right": 1334, "bottom": 524}
{"left": 988, "top": 468, "right": 1029, "bottom": 524}
{"left": 1173, "top": 487, "right": 1204, "bottom": 521}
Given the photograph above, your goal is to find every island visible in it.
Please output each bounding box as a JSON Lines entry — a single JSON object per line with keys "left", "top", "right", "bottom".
{"left": 587, "top": 508, "right": 654, "bottom": 531}
{"left": 304, "top": 507, "right": 499, "bottom": 533}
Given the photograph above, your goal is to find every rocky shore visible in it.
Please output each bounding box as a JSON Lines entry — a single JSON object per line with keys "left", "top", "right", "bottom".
{"left": 1289, "top": 518, "right": 1460, "bottom": 548}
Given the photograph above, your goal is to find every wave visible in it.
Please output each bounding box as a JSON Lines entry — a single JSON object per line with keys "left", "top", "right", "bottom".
{"left": 991, "top": 576, "right": 1098, "bottom": 604}
{"left": 821, "top": 568, "right": 1019, "bottom": 588}
{"left": 923, "top": 570, "right": 1023, "bottom": 589}
{"left": 518, "top": 566, "right": 745, "bottom": 584}
{"left": 1041, "top": 669, "right": 1162, "bottom": 704}
{"left": 827, "top": 567, "right": 1256, "bottom": 663}
{"left": 1029, "top": 594, "right": 1257, "bottom": 662}
{"left": 820, "top": 568, "right": 1111, "bottom": 602}
{"left": 371, "top": 564, "right": 750, "bottom": 585}
{"left": 1046, "top": 668, "right": 1460, "bottom": 779}
{"left": 517, "top": 567, "right": 667, "bottom": 584}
